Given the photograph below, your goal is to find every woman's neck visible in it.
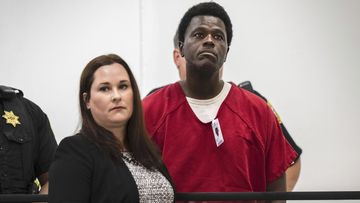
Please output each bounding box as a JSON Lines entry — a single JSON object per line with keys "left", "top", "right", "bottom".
{"left": 109, "top": 126, "right": 127, "bottom": 150}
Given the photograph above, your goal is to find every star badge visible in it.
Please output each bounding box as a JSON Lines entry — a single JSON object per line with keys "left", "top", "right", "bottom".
{"left": 2, "top": 110, "right": 21, "bottom": 127}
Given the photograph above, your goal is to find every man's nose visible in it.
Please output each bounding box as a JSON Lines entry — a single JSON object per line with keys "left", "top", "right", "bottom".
{"left": 203, "top": 34, "right": 215, "bottom": 47}
{"left": 205, "top": 34, "right": 214, "bottom": 41}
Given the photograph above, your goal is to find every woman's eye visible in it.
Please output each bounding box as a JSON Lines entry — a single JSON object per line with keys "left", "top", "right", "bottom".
{"left": 119, "top": 84, "right": 128, "bottom": 90}
{"left": 99, "top": 86, "right": 109, "bottom": 92}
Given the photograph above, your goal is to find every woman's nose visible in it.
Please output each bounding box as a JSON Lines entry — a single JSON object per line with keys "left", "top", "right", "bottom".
{"left": 111, "top": 90, "right": 121, "bottom": 102}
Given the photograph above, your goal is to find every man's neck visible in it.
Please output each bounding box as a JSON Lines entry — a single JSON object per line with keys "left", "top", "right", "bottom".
{"left": 180, "top": 77, "right": 224, "bottom": 100}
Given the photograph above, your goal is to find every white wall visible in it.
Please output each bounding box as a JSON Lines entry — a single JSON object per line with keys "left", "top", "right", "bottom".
{"left": 1, "top": 0, "right": 359, "bottom": 200}
{"left": 1, "top": 0, "right": 141, "bottom": 141}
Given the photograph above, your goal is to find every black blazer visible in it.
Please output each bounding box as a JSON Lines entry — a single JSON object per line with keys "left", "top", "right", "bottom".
{"left": 49, "top": 134, "right": 174, "bottom": 203}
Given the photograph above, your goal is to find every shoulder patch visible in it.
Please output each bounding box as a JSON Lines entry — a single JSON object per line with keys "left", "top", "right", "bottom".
{"left": 267, "top": 101, "right": 282, "bottom": 124}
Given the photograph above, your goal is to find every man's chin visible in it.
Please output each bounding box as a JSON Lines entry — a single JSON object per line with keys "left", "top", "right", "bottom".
{"left": 197, "top": 60, "right": 220, "bottom": 70}
{"left": 187, "top": 60, "right": 221, "bottom": 74}
{"left": 192, "top": 64, "right": 220, "bottom": 77}
{"left": 198, "top": 54, "right": 217, "bottom": 63}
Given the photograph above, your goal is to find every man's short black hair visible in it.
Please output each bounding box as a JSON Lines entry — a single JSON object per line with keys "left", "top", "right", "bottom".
{"left": 177, "top": 2, "right": 233, "bottom": 47}
{"left": 173, "top": 28, "right": 180, "bottom": 48}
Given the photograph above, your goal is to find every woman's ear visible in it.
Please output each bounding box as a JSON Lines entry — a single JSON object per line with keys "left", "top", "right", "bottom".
{"left": 83, "top": 92, "right": 90, "bottom": 109}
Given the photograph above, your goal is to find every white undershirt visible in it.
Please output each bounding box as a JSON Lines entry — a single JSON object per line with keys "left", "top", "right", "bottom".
{"left": 186, "top": 82, "right": 231, "bottom": 123}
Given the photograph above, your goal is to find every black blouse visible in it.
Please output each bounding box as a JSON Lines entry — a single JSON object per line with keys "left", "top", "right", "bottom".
{"left": 49, "top": 134, "right": 174, "bottom": 203}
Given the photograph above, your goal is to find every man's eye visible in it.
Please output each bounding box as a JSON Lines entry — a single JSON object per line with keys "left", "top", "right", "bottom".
{"left": 194, "top": 33, "right": 204, "bottom": 38}
{"left": 214, "top": 34, "right": 224, "bottom": 41}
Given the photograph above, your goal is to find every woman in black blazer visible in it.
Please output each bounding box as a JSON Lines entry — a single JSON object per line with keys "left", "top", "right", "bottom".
{"left": 49, "top": 54, "right": 175, "bottom": 203}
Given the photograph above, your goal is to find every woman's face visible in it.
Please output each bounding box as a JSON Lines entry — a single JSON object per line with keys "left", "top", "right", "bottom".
{"left": 85, "top": 63, "right": 133, "bottom": 131}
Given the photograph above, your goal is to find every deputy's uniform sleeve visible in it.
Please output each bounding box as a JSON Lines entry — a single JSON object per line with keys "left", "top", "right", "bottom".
{"left": 238, "top": 82, "right": 302, "bottom": 159}
{"left": 259, "top": 95, "right": 302, "bottom": 160}
{"left": 23, "top": 98, "right": 58, "bottom": 177}
{"left": 264, "top": 105, "right": 298, "bottom": 183}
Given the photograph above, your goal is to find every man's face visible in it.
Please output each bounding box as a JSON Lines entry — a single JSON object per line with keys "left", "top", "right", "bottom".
{"left": 173, "top": 48, "right": 224, "bottom": 80}
{"left": 181, "top": 15, "right": 228, "bottom": 74}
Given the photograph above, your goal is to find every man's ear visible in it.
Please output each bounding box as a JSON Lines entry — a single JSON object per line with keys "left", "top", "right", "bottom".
{"left": 178, "top": 41, "right": 184, "bottom": 57}
{"left": 173, "top": 48, "right": 182, "bottom": 68}
{"left": 224, "top": 46, "right": 230, "bottom": 62}
{"left": 83, "top": 92, "right": 90, "bottom": 109}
